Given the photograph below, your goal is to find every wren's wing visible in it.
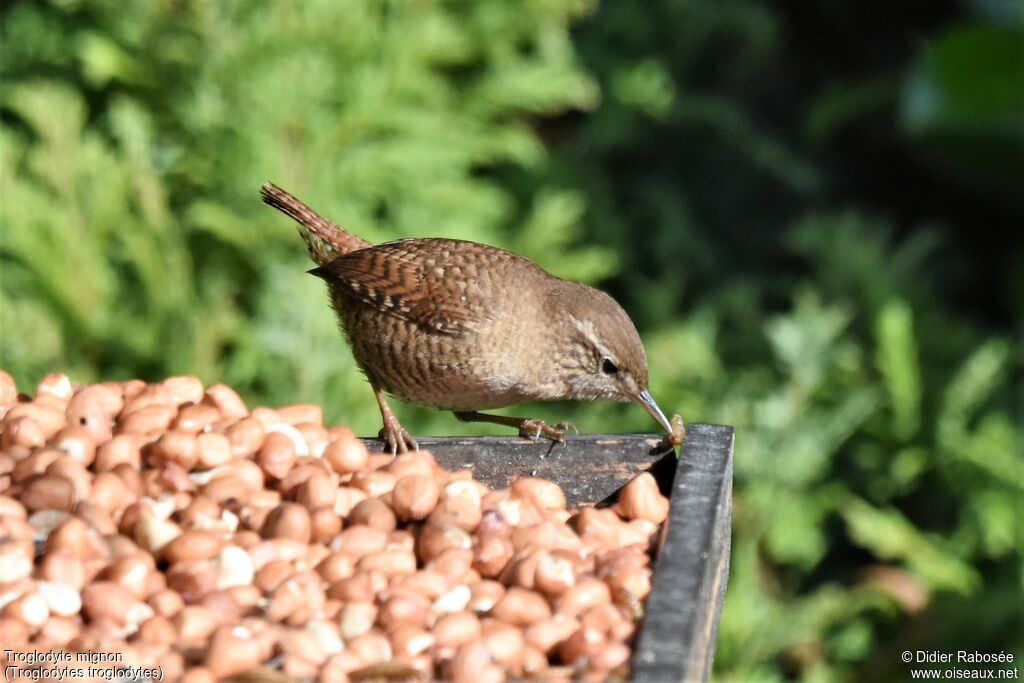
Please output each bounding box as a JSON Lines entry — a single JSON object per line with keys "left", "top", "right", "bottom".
{"left": 311, "top": 238, "right": 520, "bottom": 335}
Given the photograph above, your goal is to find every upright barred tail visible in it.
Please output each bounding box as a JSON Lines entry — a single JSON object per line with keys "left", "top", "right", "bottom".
{"left": 260, "top": 182, "right": 371, "bottom": 265}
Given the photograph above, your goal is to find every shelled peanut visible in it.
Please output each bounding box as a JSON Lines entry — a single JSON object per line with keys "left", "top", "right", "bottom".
{"left": 0, "top": 370, "right": 670, "bottom": 682}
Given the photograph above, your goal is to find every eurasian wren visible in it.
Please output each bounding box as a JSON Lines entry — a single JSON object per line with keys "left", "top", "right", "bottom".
{"left": 261, "top": 182, "right": 673, "bottom": 453}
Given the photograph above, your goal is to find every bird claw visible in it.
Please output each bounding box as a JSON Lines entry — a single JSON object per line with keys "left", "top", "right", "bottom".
{"left": 519, "top": 419, "right": 574, "bottom": 443}
{"left": 378, "top": 424, "right": 418, "bottom": 456}
{"left": 554, "top": 421, "right": 578, "bottom": 436}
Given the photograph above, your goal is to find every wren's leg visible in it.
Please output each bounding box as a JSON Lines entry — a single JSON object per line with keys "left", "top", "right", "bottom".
{"left": 453, "top": 411, "right": 576, "bottom": 443}
{"left": 373, "top": 386, "right": 417, "bottom": 455}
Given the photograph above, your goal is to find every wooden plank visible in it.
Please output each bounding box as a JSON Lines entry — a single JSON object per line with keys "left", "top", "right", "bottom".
{"left": 632, "top": 423, "right": 735, "bottom": 683}
{"left": 359, "top": 434, "right": 674, "bottom": 506}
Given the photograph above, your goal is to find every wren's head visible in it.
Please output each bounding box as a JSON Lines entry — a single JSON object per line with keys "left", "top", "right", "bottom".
{"left": 545, "top": 283, "right": 673, "bottom": 434}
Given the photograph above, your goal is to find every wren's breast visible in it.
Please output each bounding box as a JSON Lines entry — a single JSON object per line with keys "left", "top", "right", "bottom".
{"left": 332, "top": 292, "right": 532, "bottom": 411}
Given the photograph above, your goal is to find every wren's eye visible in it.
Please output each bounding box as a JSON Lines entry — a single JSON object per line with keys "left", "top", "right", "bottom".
{"left": 600, "top": 357, "right": 619, "bottom": 375}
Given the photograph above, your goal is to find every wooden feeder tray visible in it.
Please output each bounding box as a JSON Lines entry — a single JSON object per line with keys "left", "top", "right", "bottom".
{"left": 359, "top": 423, "right": 735, "bottom": 683}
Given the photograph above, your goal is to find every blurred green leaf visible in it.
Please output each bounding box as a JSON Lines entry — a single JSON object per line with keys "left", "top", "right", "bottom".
{"left": 901, "top": 24, "right": 1024, "bottom": 207}
{"left": 611, "top": 59, "right": 676, "bottom": 119}
{"left": 843, "top": 497, "right": 980, "bottom": 593}
{"left": 875, "top": 299, "right": 922, "bottom": 440}
{"left": 78, "top": 31, "right": 141, "bottom": 86}
{"left": 937, "top": 340, "right": 1010, "bottom": 450}
{"left": 805, "top": 77, "right": 895, "bottom": 145}
{"left": 765, "top": 290, "right": 851, "bottom": 392}
{"left": 902, "top": 25, "right": 1024, "bottom": 136}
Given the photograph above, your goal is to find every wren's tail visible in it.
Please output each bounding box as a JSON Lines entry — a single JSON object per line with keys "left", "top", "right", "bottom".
{"left": 260, "top": 182, "right": 371, "bottom": 265}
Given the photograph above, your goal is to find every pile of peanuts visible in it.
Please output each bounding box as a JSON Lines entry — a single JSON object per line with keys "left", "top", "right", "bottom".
{"left": 0, "top": 372, "right": 671, "bottom": 682}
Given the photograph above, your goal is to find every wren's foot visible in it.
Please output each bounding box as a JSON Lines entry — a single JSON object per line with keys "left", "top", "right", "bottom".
{"left": 377, "top": 421, "right": 417, "bottom": 455}
{"left": 372, "top": 385, "right": 417, "bottom": 455}
{"left": 454, "top": 411, "right": 575, "bottom": 444}
{"left": 518, "top": 419, "right": 576, "bottom": 443}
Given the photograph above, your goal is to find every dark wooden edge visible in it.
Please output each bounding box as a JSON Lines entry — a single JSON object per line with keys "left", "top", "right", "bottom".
{"left": 631, "top": 423, "right": 735, "bottom": 683}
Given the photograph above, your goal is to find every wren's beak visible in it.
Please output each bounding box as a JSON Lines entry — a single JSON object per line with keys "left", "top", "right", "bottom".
{"left": 634, "top": 388, "right": 673, "bottom": 435}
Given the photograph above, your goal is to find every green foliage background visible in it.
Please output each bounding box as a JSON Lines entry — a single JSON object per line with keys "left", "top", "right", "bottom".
{"left": 1, "top": 1, "right": 1020, "bottom": 680}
